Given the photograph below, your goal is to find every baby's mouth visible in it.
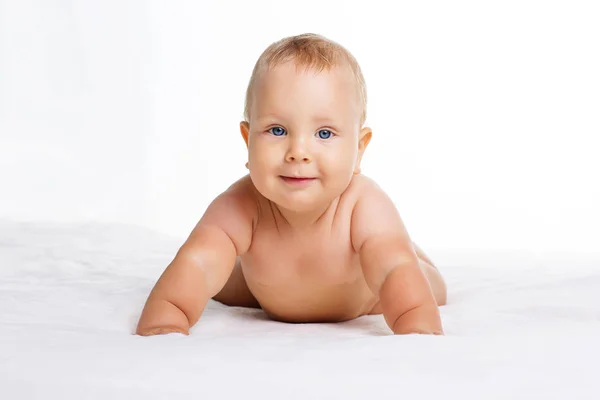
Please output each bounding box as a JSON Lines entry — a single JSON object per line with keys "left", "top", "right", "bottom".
{"left": 279, "top": 176, "right": 317, "bottom": 185}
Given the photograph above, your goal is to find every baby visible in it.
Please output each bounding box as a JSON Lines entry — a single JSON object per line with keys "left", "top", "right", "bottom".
{"left": 136, "top": 33, "right": 447, "bottom": 336}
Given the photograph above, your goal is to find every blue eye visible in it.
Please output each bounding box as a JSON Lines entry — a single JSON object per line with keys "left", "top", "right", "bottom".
{"left": 317, "top": 129, "right": 333, "bottom": 139}
{"left": 269, "top": 127, "right": 286, "bottom": 136}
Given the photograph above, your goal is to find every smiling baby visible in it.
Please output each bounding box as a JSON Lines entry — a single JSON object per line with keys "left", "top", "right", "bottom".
{"left": 136, "top": 33, "right": 447, "bottom": 336}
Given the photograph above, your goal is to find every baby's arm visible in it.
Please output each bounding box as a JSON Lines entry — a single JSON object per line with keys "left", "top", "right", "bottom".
{"left": 351, "top": 180, "right": 443, "bottom": 335}
{"left": 136, "top": 183, "right": 254, "bottom": 336}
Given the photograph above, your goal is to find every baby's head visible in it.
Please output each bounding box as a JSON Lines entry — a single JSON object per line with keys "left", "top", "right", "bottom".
{"left": 240, "top": 33, "right": 372, "bottom": 213}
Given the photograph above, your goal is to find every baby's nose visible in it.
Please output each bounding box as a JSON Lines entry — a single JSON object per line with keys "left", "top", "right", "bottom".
{"left": 286, "top": 153, "right": 311, "bottom": 163}
{"left": 285, "top": 140, "right": 312, "bottom": 163}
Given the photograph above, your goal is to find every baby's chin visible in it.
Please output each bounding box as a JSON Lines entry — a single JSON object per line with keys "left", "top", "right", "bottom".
{"left": 274, "top": 200, "right": 322, "bottom": 214}
{"left": 272, "top": 191, "right": 349, "bottom": 216}
{"left": 253, "top": 186, "right": 327, "bottom": 213}
{"left": 250, "top": 174, "right": 348, "bottom": 213}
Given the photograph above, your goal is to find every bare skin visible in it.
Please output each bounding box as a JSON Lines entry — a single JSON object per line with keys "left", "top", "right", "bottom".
{"left": 136, "top": 60, "right": 447, "bottom": 336}
{"left": 213, "top": 175, "right": 447, "bottom": 323}
{"left": 137, "top": 175, "right": 447, "bottom": 335}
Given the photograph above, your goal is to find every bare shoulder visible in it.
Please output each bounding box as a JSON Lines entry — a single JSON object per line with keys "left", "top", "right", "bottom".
{"left": 338, "top": 173, "right": 381, "bottom": 209}
{"left": 347, "top": 173, "right": 395, "bottom": 214}
{"left": 345, "top": 173, "right": 382, "bottom": 195}
{"left": 349, "top": 174, "right": 413, "bottom": 254}
{"left": 184, "top": 175, "right": 258, "bottom": 256}
{"left": 221, "top": 174, "right": 260, "bottom": 206}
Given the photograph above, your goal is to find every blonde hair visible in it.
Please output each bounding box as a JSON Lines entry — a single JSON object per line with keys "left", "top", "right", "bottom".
{"left": 243, "top": 33, "right": 367, "bottom": 126}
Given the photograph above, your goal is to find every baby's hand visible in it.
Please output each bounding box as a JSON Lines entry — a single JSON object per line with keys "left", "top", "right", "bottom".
{"left": 137, "top": 325, "right": 189, "bottom": 337}
{"left": 392, "top": 304, "right": 443, "bottom": 335}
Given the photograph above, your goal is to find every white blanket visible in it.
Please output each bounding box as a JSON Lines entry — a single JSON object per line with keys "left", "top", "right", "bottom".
{"left": 1, "top": 220, "right": 599, "bottom": 399}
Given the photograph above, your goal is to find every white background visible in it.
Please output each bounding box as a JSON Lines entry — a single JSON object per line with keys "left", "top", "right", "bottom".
{"left": 1, "top": 0, "right": 598, "bottom": 256}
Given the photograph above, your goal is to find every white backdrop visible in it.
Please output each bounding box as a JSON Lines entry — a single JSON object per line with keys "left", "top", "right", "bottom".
{"left": 1, "top": 0, "right": 598, "bottom": 256}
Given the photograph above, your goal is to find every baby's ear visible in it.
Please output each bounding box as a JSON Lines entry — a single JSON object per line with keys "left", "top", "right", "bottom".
{"left": 240, "top": 121, "right": 250, "bottom": 148}
{"left": 359, "top": 127, "right": 372, "bottom": 151}
{"left": 354, "top": 127, "right": 372, "bottom": 174}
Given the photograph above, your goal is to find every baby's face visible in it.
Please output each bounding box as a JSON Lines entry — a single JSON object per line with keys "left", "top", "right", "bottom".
{"left": 241, "top": 61, "right": 369, "bottom": 213}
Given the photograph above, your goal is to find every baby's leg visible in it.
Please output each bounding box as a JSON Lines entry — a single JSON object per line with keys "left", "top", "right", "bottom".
{"left": 212, "top": 258, "right": 261, "bottom": 308}
{"left": 412, "top": 242, "right": 447, "bottom": 306}
{"left": 369, "top": 243, "right": 447, "bottom": 314}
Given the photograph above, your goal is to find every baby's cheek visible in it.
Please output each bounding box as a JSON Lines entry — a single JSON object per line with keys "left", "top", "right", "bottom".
{"left": 323, "top": 164, "right": 355, "bottom": 190}
{"left": 331, "top": 153, "right": 357, "bottom": 175}
{"left": 250, "top": 154, "right": 274, "bottom": 173}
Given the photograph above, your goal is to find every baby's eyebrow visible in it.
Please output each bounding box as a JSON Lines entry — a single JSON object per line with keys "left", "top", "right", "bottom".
{"left": 254, "top": 114, "right": 341, "bottom": 129}
{"left": 311, "top": 116, "right": 338, "bottom": 125}
{"left": 254, "top": 114, "right": 282, "bottom": 125}
{"left": 310, "top": 116, "right": 345, "bottom": 132}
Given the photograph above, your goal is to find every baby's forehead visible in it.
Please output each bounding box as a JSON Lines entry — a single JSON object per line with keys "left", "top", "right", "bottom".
{"left": 255, "top": 110, "right": 345, "bottom": 124}
{"left": 260, "top": 60, "right": 355, "bottom": 83}
{"left": 247, "top": 60, "right": 363, "bottom": 125}
{"left": 255, "top": 63, "right": 359, "bottom": 102}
